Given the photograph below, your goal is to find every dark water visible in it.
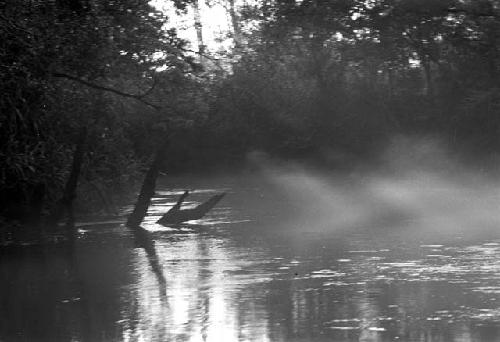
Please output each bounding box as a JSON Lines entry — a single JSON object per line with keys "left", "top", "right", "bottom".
{"left": 2, "top": 171, "right": 500, "bottom": 341}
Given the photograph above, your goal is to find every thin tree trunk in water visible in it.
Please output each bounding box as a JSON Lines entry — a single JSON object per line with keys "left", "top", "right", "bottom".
{"left": 127, "top": 139, "right": 169, "bottom": 228}
{"left": 46, "top": 126, "right": 87, "bottom": 243}
{"left": 387, "top": 67, "right": 394, "bottom": 100}
{"left": 423, "top": 58, "right": 434, "bottom": 98}
{"left": 365, "top": 58, "right": 377, "bottom": 92}
{"left": 311, "top": 41, "right": 333, "bottom": 141}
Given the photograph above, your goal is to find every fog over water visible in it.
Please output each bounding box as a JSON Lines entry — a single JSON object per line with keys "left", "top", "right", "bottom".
{"left": 5, "top": 1, "right": 500, "bottom": 341}
{"left": 246, "top": 138, "right": 500, "bottom": 239}
{"left": 2, "top": 138, "right": 500, "bottom": 342}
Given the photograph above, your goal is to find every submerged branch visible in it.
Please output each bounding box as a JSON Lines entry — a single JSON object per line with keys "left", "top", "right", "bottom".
{"left": 157, "top": 192, "right": 226, "bottom": 226}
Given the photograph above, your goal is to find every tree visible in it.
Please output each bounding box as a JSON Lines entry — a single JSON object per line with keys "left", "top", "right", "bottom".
{"left": 210, "top": 0, "right": 500, "bottom": 162}
{"left": 0, "top": 0, "right": 197, "bottom": 238}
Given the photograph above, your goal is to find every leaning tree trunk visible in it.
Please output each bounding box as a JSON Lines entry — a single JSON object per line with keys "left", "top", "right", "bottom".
{"left": 46, "top": 126, "right": 87, "bottom": 243}
{"left": 127, "top": 138, "right": 169, "bottom": 228}
{"left": 126, "top": 138, "right": 170, "bottom": 294}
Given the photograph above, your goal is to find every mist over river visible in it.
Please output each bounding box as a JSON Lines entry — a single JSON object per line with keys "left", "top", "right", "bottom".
{"left": 4, "top": 0, "right": 500, "bottom": 340}
{"left": 2, "top": 164, "right": 500, "bottom": 342}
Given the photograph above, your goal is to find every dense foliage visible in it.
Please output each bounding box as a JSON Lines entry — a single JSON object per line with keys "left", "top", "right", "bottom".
{"left": 0, "top": 0, "right": 200, "bottom": 231}
{"left": 208, "top": 0, "right": 500, "bottom": 165}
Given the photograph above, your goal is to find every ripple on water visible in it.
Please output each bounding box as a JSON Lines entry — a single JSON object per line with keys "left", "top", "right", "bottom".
{"left": 471, "top": 308, "right": 500, "bottom": 322}
{"left": 380, "top": 261, "right": 421, "bottom": 268}
{"left": 471, "top": 286, "right": 500, "bottom": 294}
{"left": 325, "top": 318, "right": 360, "bottom": 331}
{"left": 326, "top": 318, "right": 361, "bottom": 323}
{"left": 325, "top": 318, "right": 389, "bottom": 333}
{"left": 309, "top": 269, "right": 346, "bottom": 279}
{"left": 337, "top": 258, "right": 352, "bottom": 262}
{"left": 328, "top": 326, "right": 359, "bottom": 330}
{"left": 368, "top": 327, "right": 386, "bottom": 331}
{"left": 429, "top": 307, "right": 500, "bottom": 324}
{"left": 322, "top": 281, "right": 349, "bottom": 286}
{"left": 425, "top": 254, "right": 452, "bottom": 258}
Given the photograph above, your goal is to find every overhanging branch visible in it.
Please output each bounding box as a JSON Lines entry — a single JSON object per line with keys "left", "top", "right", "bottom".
{"left": 53, "top": 72, "right": 161, "bottom": 110}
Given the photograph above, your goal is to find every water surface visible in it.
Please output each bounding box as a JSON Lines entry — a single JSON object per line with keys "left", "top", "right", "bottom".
{"left": 1, "top": 171, "right": 500, "bottom": 341}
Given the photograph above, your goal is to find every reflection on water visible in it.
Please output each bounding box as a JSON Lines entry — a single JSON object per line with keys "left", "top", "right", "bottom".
{"left": 2, "top": 172, "right": 500, "bottom": 341}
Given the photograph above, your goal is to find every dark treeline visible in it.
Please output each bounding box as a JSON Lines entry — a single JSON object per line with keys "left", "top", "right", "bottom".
{"left": 0, "top": 0, "right": 199, "bottom": 235}
{"left": 1, "top": 0, "right": 500, "bottom": 236}
{"left": 212, "top": 0, "right": 500, "bottom": 163}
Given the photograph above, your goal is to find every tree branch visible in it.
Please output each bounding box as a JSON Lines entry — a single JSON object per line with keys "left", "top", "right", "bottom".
{"left": 138, "top": 76, "right": 158, "bottom": 99}
{"left": 52, "top": 72, "right": 161, "bottom": 110}
{"left": 177, "top": 47, "right": 227, "bottom": 71}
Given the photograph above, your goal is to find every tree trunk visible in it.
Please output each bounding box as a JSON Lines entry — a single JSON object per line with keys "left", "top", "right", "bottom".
{"left": 46, "top": 126, "right": 87, "bottom": 243}
{"left": 126, "top": 138, "right": 169, "bottom": 228}
{"left": 387, "top": 66, "right": 394, "bottom": 100}
{"left": 422, "top": 58, "right": 434, "bottom": 98}
{"left": 228, "top": 0, "right": 242, "bottom": 49}
{"left": 193, "top": 0, "right": 205, "bottom": 59}
{"left": 126, "top": 138, "right": 170, "bottom": 294}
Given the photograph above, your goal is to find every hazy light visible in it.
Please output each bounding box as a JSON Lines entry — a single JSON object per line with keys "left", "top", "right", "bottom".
{"left": 149, "top": 0, "right": 233, "bottom": 53}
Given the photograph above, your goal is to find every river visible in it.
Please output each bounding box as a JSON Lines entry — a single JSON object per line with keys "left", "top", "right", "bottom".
{"left": 1, "top": 169, "right": 500, "bottom": 341}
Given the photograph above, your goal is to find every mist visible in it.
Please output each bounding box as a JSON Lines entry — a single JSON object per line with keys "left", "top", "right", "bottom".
{"left": 247, "top": 137, "right": 500, "bottom": 240}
